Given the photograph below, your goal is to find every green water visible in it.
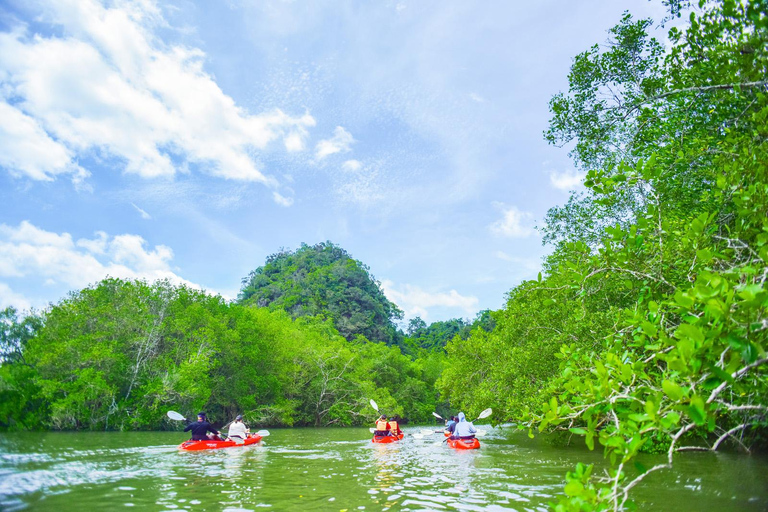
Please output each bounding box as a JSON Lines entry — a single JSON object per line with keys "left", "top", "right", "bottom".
{"left": 1, "top": 427, "right": 766, "bottom": 511}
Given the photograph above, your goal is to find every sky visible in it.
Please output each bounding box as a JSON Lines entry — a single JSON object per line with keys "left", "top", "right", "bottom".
{"left": 0, "top": 0, "right": 670, "bottom": 324}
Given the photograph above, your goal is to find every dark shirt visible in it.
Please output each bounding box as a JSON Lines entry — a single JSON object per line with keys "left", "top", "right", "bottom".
{"left": 184, "top": 420, "right": 219, "bottom": 440}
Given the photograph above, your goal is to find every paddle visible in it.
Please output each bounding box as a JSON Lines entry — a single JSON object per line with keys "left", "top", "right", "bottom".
{"left": 167, "top": 410, "right": 231, "bottom": 441}
{"left": 369, "top": 400, "right": 404, "bottom": 438}
{"left": 432, "top": 412, "right": 444, "bottom": 420}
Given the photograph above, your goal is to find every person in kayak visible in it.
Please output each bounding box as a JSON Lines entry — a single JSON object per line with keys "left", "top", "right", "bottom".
{"left": 450, "top": 412, "right": 477, "bottom": 440}
{"left": 373, "top": 414, "right": 391, "bottom": 436}
{"left": 388, "top": 416, "right": 402, "bottom": 437}
{"left": 227, "top": 414, "right": 250, "bottom": 441}
{"left": 184, "top": 412, "right": 222, "bottom": 441}
{"left": 444, "top": 415, "right": 457, "bottom": 435}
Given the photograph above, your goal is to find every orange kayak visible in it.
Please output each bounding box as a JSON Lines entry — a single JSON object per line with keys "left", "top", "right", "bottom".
{"left": 447, "top": 437, "right": 480, "bottom": 450}
{"left": 179, "top": 435, "right": 262, "bottom": 451}
{"left": 372, "top": 433, "right": 404, "bottom": 443}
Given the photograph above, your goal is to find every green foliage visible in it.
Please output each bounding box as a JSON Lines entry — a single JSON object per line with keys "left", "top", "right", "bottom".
{"left": 1, "top": 277, "right": 443, "bottom": 430}
{"left": 402, "top": 310, "right": 495, "bottom": 353}
{"left": 444, "top": 1, "right": 768, "bottom": 510}
{"left": 238, "top": 242, "right": 403, "bottom": 345}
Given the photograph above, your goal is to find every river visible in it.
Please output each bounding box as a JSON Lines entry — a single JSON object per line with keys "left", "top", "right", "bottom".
{"left": 1, "top": 426, "right": 766, "bottom": 511}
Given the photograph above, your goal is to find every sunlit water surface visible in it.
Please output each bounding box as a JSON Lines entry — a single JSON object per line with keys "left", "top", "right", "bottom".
{"left": 1, "top": 427, "right": 766, "bottom": 511}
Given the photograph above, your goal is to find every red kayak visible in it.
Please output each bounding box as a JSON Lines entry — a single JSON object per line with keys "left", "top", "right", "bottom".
{"left": 372, "top": 433, "right": 404, "bottom": 443}
{"left": 179, "top": 435, "right": 262, "bottom": 451}
{"left": 447, "top": 437, "right": 480, "bottom": 450}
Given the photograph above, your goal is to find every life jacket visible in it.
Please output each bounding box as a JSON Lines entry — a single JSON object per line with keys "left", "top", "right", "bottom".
{"left": 389, "top": 421, "right": 399, "bottom": 433}
{"left": 376, "top": 419, "right": 389, "bottom": 431}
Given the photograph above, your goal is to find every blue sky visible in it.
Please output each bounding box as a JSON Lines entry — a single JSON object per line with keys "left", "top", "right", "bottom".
{"left": 0, "top": 0, "right": 667, "bottom": 324}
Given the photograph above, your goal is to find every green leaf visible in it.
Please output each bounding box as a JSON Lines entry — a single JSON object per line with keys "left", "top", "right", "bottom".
{"left": 662, "top": 380, "right": 685, "bottom": 401}
{"left": 564, "top": 480, "right": 585, "bottom": 497}
{"left": 569, "top": 427, "right": 587, "bottom": 435}
{"left": 688, "top": 395, "right": 707, "bottom": 426}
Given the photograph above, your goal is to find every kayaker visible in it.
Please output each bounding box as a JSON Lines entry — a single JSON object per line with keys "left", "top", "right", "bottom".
{"left": 227, "top": 414, "right": 250, "bottom": 441}
{"left": 388, "top": 416, "right": 402, "bottom": 437}
{"left": 444, "top": 415, "right": 457, "bottom": 434}
{"left": 450, "top": 412, "right": 477, "bottom": 440}
{"left": 184, "top": 412, "right": 222, "bottom": 441}
{"left": 374, "top": 414, "right": 391, "bottom": 436}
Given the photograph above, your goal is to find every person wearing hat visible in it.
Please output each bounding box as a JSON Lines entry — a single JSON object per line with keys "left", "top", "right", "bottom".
{"left": 373, "top": 414, "right": 391, "bottom": 437}
{"left": 227, "top": 414, "right": 250, "bottom": 441}
{"left": 183, "top": 412, "right": 222, "bottom": 441}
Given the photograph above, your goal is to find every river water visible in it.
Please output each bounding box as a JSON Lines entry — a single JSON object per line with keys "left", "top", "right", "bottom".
{"left": 1, "top": 426, "right": 766, "bottom": 511}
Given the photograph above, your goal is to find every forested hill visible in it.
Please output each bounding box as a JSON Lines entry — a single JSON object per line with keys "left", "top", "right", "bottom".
{"left": 238, "top": 242, "right": 403, "bottom": 345}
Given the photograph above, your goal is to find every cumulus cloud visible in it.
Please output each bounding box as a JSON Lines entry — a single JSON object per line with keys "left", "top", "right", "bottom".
{"left": 0, "top": 0, "right": 315, "bottom": 184}
{"left": 0, "top": 221, "right": 200, "bottom": 302}
{"left": 381, "top": 279, "right": 479, "bottom": 320}
{"left": 0, "top": 283, "right": 32, "bottom": 312}
{"left": 0, "top": 101, "right": 88, "bottom": 183}
{"left": 316, "top": 126, "right": 354, "bottom": 160}
{"left": 548, "top": 168, "right": 586, "bottom": 190}
{"left": 489, "top": 202, "right": 534, "bottom": 238}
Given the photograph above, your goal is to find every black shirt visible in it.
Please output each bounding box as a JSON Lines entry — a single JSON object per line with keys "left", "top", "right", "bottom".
{"left": 184, "top": 420, "right": 219, "bottom": 440}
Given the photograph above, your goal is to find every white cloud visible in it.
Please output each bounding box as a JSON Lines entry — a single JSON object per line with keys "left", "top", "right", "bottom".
{"left": 272, "top": 191, "right": 294, "bottom": 207}
{"left": 0, "top": 283, "right": 32, "bottom": 312}
{"left": 342, "top": 159, "right": 362, "bottom": 172}
{"left": 284, "top": 132, "right": 305, "bottom": 152}
{"left": 131, "top": 202, "right": 152, "bottom": 220}
{"left": 0, "top": 0, "right": 315, "bottom": 184}
{"left": 381, "top": 279, "right": 479, "bottom": 321}
{"left": 489, "top": 202, "right": 534, "bottom": 238}
{"left": 0, "top": 221, "right": 200, "bottom": 294}
{"left": 0, "top": 100, "right": 89, "bottom": 183}
{"left": 548, "top": 168, "right": 585, "bottom": 190}
{"left": 469, "top": 93, "right": 485, "bottom": 103}
{"left": 316, "top": 126, "right": 354, "bottom": 160}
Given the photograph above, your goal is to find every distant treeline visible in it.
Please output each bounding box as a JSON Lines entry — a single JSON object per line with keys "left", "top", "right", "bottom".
{"left": 0, "top": 243, "right": 491, "bottom": 431}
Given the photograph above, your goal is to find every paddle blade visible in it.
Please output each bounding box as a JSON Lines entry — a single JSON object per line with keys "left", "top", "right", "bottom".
{"left": 255, "top": 430, "right": 270, "bottom": 437}
{"left": 369, "top": 399, "right": 379, "bottom": 412}
{"left": 167, "top": 411, "right": 186, "bottom": 421}
{"left": 432, "top": 412, "right": 443, "bottom": 420}
{"left": 477, "top": 408, "right": 493, "bottom": 420}
{"left": 369, "top": 427, "right": 376, "bottom": 433}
